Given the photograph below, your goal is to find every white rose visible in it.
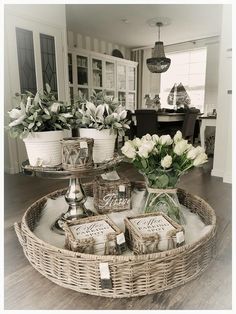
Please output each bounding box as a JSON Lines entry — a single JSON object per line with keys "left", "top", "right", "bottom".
{"left": 8, "top": 102, "right": 26, "bottom": 127}
{"left": 173, "top": 139, "right": 189, "bottom": 156}
{"left": 161, "top": 154, "right": 172, "bottom": 169}
{"left": 119, "top": 110, "right": 127, "bottom": 120}
{"left": 132, "top": 138, "right": 142, "bottom": 148}
{"left": 193, "top": 153, "right": 208, "bottom": 166}
{"left": 121, "top": 141, "right": 136, "bottom": 159}
{"left": 138, "top": 141, "right": 155, "bottom": 158}
{"left": 159, "top": 135, "right": 173, "bottom": 146}
{"left": 141, "top": 134, "right": 152, "bottom": 141}
{"left": 152, "top": 134, "right": 159, "bottom": 144}
{"left": 153, "top": 147, "right": 159, "bottom": 155}
{"left": 187, "top": 147, "right": 199, "bottom": 160}
{"left": 50, "top": 102, "right": 61, "bottom": 113}
{"left": 173, "top": 130, "right": 182, "bottom": 143}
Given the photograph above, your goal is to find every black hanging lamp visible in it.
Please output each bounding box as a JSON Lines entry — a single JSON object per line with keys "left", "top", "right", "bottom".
{"left": 146, "top": 22, "right": 171, "bottom": 73}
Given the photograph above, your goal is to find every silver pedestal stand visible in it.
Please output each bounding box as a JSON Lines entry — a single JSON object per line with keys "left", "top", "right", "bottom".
{"left": 21, "top": 154, "right": 124, "bottom": 235}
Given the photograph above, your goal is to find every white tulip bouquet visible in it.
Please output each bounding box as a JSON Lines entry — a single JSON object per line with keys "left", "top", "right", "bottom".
{"left": 121, "top": 131, "right": 208, "bottom": 222}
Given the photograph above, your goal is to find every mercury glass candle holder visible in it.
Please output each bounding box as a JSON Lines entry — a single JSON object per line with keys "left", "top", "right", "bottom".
{"left": 61, "top": 137, "right": 94, "bottom": 170}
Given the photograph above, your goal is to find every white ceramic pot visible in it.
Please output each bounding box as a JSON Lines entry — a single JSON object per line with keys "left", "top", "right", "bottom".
{"left": 23, "top": 130, "right": 67, "bottom": 166}
{"left": 79, "top": 128, "right": 117, "bottom": 163}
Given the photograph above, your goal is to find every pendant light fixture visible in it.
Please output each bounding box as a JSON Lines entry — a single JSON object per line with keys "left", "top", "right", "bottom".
{"left": 146, "top": 22, "right": 171, "bottom": 73}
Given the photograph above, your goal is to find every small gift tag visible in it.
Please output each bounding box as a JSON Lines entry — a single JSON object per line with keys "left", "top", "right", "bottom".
{"left": 101, "top": 171, "right": 120, "bottom": 181}
{"left": 116, "top": 232, "right": 126, "bottom": 254}
{"left": 99, "top": 262, "right": 113, "bottom": 289}
{"left": 176, "top": 231, "right": 185, "bottom": 245}
{"left": 118, "top": 185, "right": 126, "bottom": 199}
{"left": 80, "top": 141, "right": 88, "bottom": 149}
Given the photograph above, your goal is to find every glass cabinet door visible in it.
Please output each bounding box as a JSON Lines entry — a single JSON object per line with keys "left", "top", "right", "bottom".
{"left": 77, "top": 55, "right": 89, "bottom": 86}
{"left": 92, "top": 58, "right": 103, "bottom": 88}
{"left": 78, "top": 87, "right": 89, "bottom": 100}
{"left": 128, "top": 67, "right": 135, "bottom": 91}
{"left": 118, "top": 91, "right": 126, "bottom": 107}
{"left": 117, "top": 64, "right": 126, "bottom": 90}
{"left": 127, "top": 92, "right": 135, "bottom": 111}
{"left": 68, "top": 53, "right": 73, "bottom": 84}
{"left": 105, "top": 61, "right": 115, "bottom": 90}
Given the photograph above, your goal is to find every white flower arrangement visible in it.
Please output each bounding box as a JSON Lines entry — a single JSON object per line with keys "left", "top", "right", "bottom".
{"left": 73, "top": 90, "right": 130, "bottom": 136}
{"left": 121, "top": 130, "right": 208, "bottom": 189}
{"left": 8, "top": 84, "right": 73, "bottom": 139}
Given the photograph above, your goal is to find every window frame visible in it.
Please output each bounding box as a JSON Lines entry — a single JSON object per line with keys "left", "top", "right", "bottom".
{"left": 160, "top": 47, "right": 207, "bottom": 113}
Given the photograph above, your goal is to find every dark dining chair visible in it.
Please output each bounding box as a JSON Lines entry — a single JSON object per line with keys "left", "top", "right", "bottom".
{"left": 135, "top": 109, "right": 159, "bottom": 137}
{"left": 182, "top": 109, "right": 200, "bottom": 143}
{"left": 121, "top": 110, "right": 136, "bottom": 145}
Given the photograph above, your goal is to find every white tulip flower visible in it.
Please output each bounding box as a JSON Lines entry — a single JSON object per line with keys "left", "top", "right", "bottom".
{"left": 173, "top": 130, "right": 182, "bottom": 143}
{"left": 159, "top": 135, "right": 173, "bottom": 146}
{"left": 195, "top": 146, "right": 205, "bottom": 154}
{"left": 173, "top": 139, "right": 189, "bottom": 156}
{"left": 152, "top": 134, "right": 159, "bottom": 144}
{"left": 187, "top": 147, "right": 199, "bottom": 160}
{"left": 141, "top": 134, "right": 152, "bottom": 141}
{"left": 161, "top": 154, "right": 172, "bottom": 169}
{"left": 121, "top": 141, "right": 136, "bottom": 159}
{"left": 138, "top": 140, "right": 155, "bottom": 158}
{"left": 132, "top": 137, "right": 142, "bottom": 148}
{"left": 193, "top": 152, "right": 208, "bottom": 166}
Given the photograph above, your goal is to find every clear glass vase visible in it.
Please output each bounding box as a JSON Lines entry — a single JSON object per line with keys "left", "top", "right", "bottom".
{"left": 145, "top": 187, "right": 181, "bottom": 223}
{"left": 142, "top": 169, "right": 183, "bottom": 224}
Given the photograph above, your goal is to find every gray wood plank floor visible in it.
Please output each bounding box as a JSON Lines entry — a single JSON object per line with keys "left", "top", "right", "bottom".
{"left": 4, "top": 161, "right": 232, "bottom": 310}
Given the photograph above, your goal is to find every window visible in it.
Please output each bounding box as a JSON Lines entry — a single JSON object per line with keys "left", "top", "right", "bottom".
{"left": 40, "top": 34, "right": 58, "bottom": 94}
{"left": 16, "top": 27, "right": 37, "bottom": 94}
{"left": 160, "top": 48, "right": 207, "bottom": 112}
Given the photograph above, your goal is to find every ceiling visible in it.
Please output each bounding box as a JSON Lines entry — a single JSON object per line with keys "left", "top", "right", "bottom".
{"left": 66, "top": 4, "right": 222, "bottom": 49}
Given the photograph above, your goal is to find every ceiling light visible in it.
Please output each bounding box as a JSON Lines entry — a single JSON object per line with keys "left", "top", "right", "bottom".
{"left": 146, "top": 22, "right": 171, "bottom": 73}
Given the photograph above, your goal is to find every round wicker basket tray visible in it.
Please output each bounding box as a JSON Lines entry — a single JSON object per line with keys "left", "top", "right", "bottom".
{"left": 14, "top": 182, "right": 216, "bottom": 298}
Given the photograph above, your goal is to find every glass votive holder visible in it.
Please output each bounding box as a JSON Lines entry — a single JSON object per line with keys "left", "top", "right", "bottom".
{"left": 61, "top": 137, "right": 94, "bottom": 170}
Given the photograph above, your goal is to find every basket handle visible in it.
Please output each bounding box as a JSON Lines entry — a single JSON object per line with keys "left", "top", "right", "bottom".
{"left": 14, "top": 222, "right": 26, "bottom": 246}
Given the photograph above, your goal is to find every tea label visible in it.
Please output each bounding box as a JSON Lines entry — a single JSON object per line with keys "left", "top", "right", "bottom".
{"left": 176, "top": 231, "right": 185, "bottom": 244}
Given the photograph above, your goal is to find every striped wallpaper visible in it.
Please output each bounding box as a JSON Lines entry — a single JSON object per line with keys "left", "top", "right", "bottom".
{"left": 67, "top": 30, "right": 131, "bottom": 60}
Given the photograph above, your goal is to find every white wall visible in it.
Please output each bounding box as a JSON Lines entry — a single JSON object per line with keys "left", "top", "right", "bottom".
{"left": 139, "top": 37, "right": 219, "bottom": 109}
{"left": 67, "top": 30, "right": 131, "bottom": 60}
{"left": 4, "top": 4, "right": 66, "bottom": 28}
{"left": 212, "top": 4, "right": 232, "bottom": 183}
{"left": 4, "top": 4, "right": 68, "bottom": 174}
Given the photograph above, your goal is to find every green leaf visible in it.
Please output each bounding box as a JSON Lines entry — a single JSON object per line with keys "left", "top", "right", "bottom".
{"left": 54, "top": 123, "right": 62, "bottom": 129}
{"left": 45, "top": 83, "right": 51, "bottom": 94}
{"left": 141, "top": 159, "right": 147, "bottom": 169}
{"left": 44, "top": 107, "right": 50, "bottom": 115}
{"left": 28, "top": 122, "right": 35, "bottom": 129}
{"left": 42, "top": 114, "right": 51, "bottom": 120}
{"left": 158, "top": 174, "right": 169, "bottom": 188}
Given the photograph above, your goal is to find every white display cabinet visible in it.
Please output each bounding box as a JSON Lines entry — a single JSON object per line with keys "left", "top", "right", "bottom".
{"left": 67, "top": 48, "right": 137, "bottom": 111}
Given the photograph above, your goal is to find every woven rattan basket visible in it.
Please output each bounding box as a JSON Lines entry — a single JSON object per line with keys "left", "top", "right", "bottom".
{"left": 14, "top": 182, "right": 216, "bottom": 298}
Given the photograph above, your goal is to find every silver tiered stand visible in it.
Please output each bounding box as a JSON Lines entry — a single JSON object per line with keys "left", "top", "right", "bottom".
{"left": 21, "top": 154, "right": 124, "bottom": 235}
